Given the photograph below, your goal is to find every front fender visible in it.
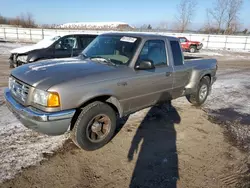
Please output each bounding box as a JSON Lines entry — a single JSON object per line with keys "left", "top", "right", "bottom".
{"left": 77, "top": 91, "right": 124, "bottom": 117}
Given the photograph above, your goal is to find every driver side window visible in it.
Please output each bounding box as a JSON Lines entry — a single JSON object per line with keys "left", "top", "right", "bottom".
{"left": 137, "top": 40, "right": 167, "bottom": 67}
{"left": 179, "top": 38, "right": 187, "bottom": 43}
{"left": 55, "top": 36, "right": 78, "bottom": 50}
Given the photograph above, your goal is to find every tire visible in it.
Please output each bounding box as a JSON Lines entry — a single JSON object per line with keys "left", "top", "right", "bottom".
{"left": 189, "top": 46, "right": 197, "bottom": 53}
{"left": 70, "top": 101, "right": 117, "bottom": 151}
{"left": 186, "top": 77, "right": 210, "bottom": 106}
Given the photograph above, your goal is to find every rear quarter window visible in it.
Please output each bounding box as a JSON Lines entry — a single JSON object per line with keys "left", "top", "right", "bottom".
{"left": 170, "top": 41, "right": 184, "bottom": 66}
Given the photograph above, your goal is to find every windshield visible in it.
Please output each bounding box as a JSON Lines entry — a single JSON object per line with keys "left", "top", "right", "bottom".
{"left": 82, "top": 35, "right": 141, "bottom": 65}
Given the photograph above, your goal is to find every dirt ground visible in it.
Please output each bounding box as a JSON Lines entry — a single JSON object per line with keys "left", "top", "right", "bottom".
{"left": 0, "top": 52, "right": 249, "bottom": 188}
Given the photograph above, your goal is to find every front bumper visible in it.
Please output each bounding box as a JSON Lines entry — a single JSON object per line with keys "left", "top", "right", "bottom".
{"left": 4, "top": 88, "right": 76, "bottom": 135}
{"left": 9, "top": 54, "right": 16, "bottom": 68}
{"left": 9, "top": 54, "right": 28, "bottom": 68}
{"left": 197, "top": 43, "right": 203, "bottom": 50}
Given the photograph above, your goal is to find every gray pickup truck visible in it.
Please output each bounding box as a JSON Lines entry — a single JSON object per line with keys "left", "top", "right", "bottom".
{"left": 4, "top": 33, "right": 217, "bottom": 150}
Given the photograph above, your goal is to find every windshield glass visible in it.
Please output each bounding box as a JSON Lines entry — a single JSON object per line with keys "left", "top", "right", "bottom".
{"left": 82, "top": 35, "right": 141, "bottom": 65}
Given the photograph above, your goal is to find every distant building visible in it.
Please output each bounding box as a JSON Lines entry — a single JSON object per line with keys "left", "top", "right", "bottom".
{"left": 59, "top": 22, "right": 133, "bottom": 30}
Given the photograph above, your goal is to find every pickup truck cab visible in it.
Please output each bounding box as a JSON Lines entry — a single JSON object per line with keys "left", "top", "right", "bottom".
{"left": 4, "top": 33, "right": 217, "bottom": 150}
{"left": 9, "top": 33, "right": 98, "bottom": 68}
{"left": 178, "top": 37, "right": 203, "bottom": 53}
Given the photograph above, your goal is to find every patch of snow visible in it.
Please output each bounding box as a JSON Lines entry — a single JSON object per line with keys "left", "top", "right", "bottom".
{"left": 185, "top": 50, "right": 224, "bottom": 57}
{"left": 204, "top": 69, "right": 250, "bottom": 115}
{"left": 173, "top": 69, "right": 250, "bottom": 116}
{"left": 0, "top": 42, "right": 24, "bottom": 56}
{"left": 0, "top": 88, "right": 67, "bottom": 183}
{"left": 186, "top": 49, "right": 250, "bottom": 60}
{"left": 198, "top": 51, "right": 224, "bottom": 56}
{"left": 220, "top": 48, "right": 250, "bottom": 53}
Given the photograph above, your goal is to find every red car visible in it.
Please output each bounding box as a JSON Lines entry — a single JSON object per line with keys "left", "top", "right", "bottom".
{"left": 178, "top": 37, "right": 203, "bottom": 53}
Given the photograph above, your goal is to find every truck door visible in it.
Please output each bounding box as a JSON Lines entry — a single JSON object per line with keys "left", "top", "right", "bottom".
{"left": 179, "top": 37, "right": 188, "bottom": 50}
{"left": 170, "top": 40, "right": 190, "bottom": 98}
{"left": 128, "top": 39, "right": 174, "bottom": 111}
{"left": 53, "top": 35, "right": 80, "bottom": 58}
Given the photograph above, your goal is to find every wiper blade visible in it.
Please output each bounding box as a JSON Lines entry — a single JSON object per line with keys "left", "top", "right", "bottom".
{"left": 90, "top": 56, "right": 117, "bottom": 66}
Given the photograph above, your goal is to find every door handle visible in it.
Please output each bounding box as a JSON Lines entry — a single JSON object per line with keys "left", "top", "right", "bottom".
{"left": 165, "top": 72, "right": 172, "bottom": 77}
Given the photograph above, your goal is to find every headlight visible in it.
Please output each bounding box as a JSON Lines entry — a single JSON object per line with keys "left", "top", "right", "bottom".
{"left": 32, "top": 89, "right": 60, "bottom": 107}
{"left": 8, "top": 77, "right": 14, "bottom": 89}
{"left": 17, "top": 55, "right": 28, "bottom": 63}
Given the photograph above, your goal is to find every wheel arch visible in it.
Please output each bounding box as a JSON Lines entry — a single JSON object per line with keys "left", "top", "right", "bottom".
{"left": 189, "top": 44, "right": 197, "bottom": 48}
{"left": 201, "top": 74, "right": 211, "bottom": 84}
{"left": 70, "top": 95, "right": 123, "bottom": 130}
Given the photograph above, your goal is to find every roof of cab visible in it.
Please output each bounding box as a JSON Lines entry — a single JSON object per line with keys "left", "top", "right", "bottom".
{"left": 101, "top": 32, "right": 179, "bottom": 41}
{"left": 61, "top": 32, "right": 99, "bottom": 36}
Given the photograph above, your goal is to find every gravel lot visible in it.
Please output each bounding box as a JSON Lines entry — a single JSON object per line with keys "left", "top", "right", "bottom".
{"left": 0, "top": 43, "right": 249, "bottom": 188}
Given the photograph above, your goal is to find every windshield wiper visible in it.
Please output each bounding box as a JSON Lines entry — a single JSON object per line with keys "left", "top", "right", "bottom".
{"left": 90, "top": 56, "right": 117, "bottom": 66}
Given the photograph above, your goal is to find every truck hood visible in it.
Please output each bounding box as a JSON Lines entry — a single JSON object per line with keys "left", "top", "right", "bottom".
{"left": 10, "top": 36, "right": 57, "bottom": 54}
{"left": 10, "top": 45, "right": 42, "bottom": 54}
{"left": 11, "top": 57, "right": 117, "bottom": 90}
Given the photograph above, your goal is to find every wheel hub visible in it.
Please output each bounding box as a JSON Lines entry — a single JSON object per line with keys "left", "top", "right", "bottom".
{"left": 91, "top": 122, "right": 102, "bottom": 132}
{"left": 86, "top": 114, "right": 111, "bottom": 143}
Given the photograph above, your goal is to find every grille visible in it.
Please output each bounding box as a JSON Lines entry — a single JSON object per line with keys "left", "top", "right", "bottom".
{"left": 10, "top": 78, "right": 30, "bottom": 103}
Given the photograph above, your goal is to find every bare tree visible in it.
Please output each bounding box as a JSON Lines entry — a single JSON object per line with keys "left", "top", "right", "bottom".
{"left": 242, "top": 28, "right": 248, "bottom": 34}
{"left": 157, "top": 21, "right": 168, "bottom": 30}
{"left": 0, "top": 14, "right": 7, "bottom": 24}
{"left": 203, "top": 9, "right": 213, "bottom": 33}
{"left": 175, "top": 0, "right": 197, "bottom": 32}
{"left": 26, "top": 12, "right": 35, "bottom": 27}
{"left": 208, "top": 0, "right": 228, "bottom": 34}
{"left": 139, "top": 24, "right": 146, "bottom": 30}
{"left": 224, "top": 0, "right": 243, "bottom": 34}
{"left": 208, "top": 0, "right": 243, "bottom": 34}
{"left": 147, "top": 24, "right": 152, "bottom": 29}
{"left": 0, "top": 12, "right": 37, "bottom": 28}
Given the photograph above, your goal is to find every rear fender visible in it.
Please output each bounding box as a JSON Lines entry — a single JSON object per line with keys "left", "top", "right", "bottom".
{"left": 185, "top": 69, "right": 211, "bottom": 94}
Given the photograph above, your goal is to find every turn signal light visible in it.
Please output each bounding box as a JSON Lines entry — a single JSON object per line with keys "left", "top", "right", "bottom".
{"left": 47, "top": 92, "right": 60, "bottom": 107}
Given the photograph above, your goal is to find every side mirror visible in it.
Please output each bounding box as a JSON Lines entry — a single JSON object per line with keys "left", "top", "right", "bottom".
{"left": 135, "top": 60, "right": 155, "bottom": 70}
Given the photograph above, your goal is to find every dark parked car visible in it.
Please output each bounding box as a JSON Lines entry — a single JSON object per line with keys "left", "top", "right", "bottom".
{"left": 9, "top": 33, "right": 98, "bottom": 68}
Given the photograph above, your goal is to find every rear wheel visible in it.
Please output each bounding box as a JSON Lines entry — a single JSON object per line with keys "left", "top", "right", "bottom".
{"left": 186, "top": 77, "right": 210, "bottom": 106}
{"left": 189, "top": 45, "right": 197, "bottom": 53}
{"left": 70, "top": 101, "right": 117, "bottom": 151}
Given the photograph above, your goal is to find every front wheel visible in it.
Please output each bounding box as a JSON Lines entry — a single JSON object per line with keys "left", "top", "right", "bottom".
{"left": 70, "top": 101, "right": 117, "bottom": 151}
{"left": 186, "top": 77, "right": 210, "bottom": 106}
{"left": 189, "top": 46, "right": 197, "bottom": 53}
